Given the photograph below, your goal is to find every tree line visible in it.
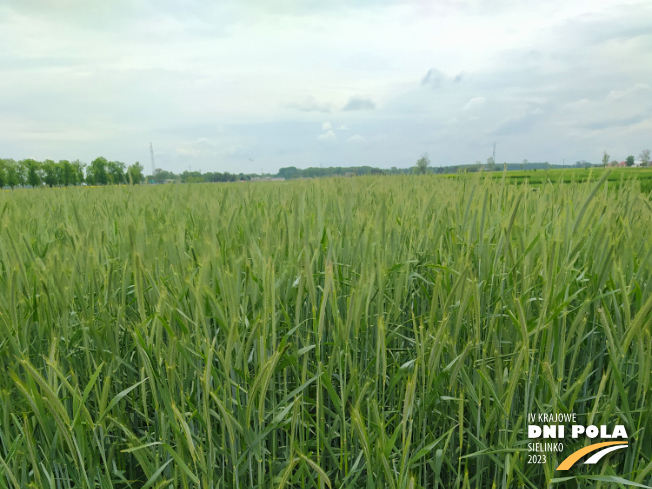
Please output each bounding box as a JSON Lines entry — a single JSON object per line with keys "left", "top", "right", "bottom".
{"left": 148, "top": 166, "right": 401, "bottom": 183}
{"left": 0, "top": 157, "right": 145, "bottom": 189}
{"left": 149, "top": 169, "right": 245, "bottom": 183}
{"left": 276, "top": 165, "right": 408, "bottom": 179}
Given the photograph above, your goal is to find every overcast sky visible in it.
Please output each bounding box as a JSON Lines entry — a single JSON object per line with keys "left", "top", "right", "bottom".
{"left": 1, "top": 0, "right": 651, "bottom": 174}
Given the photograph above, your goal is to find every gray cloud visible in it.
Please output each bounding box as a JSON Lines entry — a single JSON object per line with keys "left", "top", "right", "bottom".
{"left": 421, "top": 68, "right": 446, "bottom": 88}
{"left": 342, "top": 96, "right": 375, "bottom": 111}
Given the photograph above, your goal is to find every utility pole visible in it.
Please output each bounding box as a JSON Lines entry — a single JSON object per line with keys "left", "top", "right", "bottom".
{"left": 493, "top": 142, "right": 496, "bottom": 164}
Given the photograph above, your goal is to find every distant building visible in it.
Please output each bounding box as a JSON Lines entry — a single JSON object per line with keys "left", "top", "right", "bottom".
{"left": 617, "top": 161, "right": 643, "bottom": 168}
{"left": 250, "top": 177, "right": 285, "bottom": 182}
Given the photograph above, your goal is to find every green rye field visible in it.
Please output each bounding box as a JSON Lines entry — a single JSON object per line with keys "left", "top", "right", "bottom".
{"left": 485, "top": 167, "right": 652, "bottom": 194}
{"left": 0, "top": 173, "right": 651, "bottom": 488}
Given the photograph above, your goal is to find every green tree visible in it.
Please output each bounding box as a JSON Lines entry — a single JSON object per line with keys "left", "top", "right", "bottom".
{"left": 107, "top": 161, "right": 126, "bottom": 184}
{"left": 414, "top": 154, "right": 430, "bottom": 175}
{"left": 72, "top": 160, "right": 85, "bottom": 184}
{"left": 88, "top": 157, "right": 109, "bottom": 185}
{"left": 626, "top": 155, "right": 635, "bottom": 167}
{"left": 277, "top": 166, "right": 299, "bottom": 180}
{"left": 54, "top": 161, "right": 64, "bottom": 185}
{"left": 127, "top": 162, "right": 145, "bottom": 185}
{"left": 6, "top": 160, "right": 21, "bottom": 189}
{"left": 0, "top": 159, "right": 6, "bottom": 188}
{"left": 60, "top": 160, "right": 78, "bottom": 186}
{"left": 152, "top": 168, "right": 177, "bottom": 183}
{"left": 23, "top": 159, "right": 41, "bottom": 188}
{"left": 42, "top": 160, "right": 60, "bottom": 188}
{"left": 602, "top": 151, "right": 610, "bottom": 168}
{"left": 639, "top": 149, "right": 650, "bottom": 167}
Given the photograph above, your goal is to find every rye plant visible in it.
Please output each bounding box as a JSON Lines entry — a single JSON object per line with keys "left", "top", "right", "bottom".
{"left": 0, "top": 173, "right": 651, "bottom": 488}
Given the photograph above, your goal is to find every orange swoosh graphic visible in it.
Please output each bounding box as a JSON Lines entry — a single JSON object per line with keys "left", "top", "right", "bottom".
{"left": 556, "top": 442, "right": 628, "bottom": 470}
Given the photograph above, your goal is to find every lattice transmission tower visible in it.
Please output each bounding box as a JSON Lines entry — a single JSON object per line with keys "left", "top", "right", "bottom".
{"left": 150, "top": 142, "right": 156, "bottom": 178}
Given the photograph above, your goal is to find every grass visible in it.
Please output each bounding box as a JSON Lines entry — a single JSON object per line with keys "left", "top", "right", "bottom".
{"left": 0, "top": 173, "right": 651, "bottom": 488}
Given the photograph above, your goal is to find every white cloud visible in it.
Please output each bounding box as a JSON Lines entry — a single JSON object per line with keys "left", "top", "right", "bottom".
{"left": 322, "top": 122, "right": 332, "bottom": 131}
{"left": 605, "top": 83, "right": 651, "bottom": 103}
{"left": 462, "top": 97, "right": 485, "bottom": 110}
{"left": 194, "top": 137, "right": 216, "bottom": 147}
{"left": 318, "top": 130, "right": 336, "bottom": 141}
{"left": 565, "top": 99, "right": 591, "bottom": 110}
{"left": 347, "top": 134, "right": 365, "bottom": 142}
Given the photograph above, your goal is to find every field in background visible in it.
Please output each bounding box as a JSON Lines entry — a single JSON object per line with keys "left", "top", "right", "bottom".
{"left": 478, "top": 167, "right": 652, "bottom": 194}
{"left": 0, "top": 174, "right": 651, "bottom": 488}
